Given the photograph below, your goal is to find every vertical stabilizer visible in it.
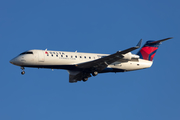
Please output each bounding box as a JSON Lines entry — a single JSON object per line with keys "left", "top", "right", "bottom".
{"left": 137, "top": 37, "right": 172, "bottom": 61}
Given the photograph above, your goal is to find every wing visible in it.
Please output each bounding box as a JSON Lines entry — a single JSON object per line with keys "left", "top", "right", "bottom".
{"left": 68, "top": 39, "right": 142, "bottom": 83}
{"left": 76, "top": 39, "right": 142, "bottom": 72}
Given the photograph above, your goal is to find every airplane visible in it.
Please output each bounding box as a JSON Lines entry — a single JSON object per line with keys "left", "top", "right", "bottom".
{"left": 10, "top": 37, "right": 172, "bottom": 83}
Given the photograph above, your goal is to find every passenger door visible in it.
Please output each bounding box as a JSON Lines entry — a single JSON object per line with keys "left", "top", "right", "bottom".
{"left": 38, "top": 51, "right": 45, "bottom": 62}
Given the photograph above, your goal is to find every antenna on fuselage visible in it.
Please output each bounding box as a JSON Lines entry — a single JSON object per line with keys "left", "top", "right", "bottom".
{"left": 75, "top": 50, "right": 77, "bottom": 53}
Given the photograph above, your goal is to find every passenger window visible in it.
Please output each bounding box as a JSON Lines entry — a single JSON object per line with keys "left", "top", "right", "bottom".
{"left": 51, "top": 54, "right": 53, "bottom": 57}
{"left": 53, "top": 52, "right": 55, "bottom": 54}
{"left": 56, "top": 55, "right": 58, "bottom": 57}
{"left": 80, "top": 56, "right": 82, "bottom": 58}
{"left": 71, "top": 56, "right": 73, "bottom": 58}
{"left": 66, "top": 55, "right": 68, "bottom": 57}
{"left": 47, "top": 54, "right": 49, "bottom": 56}
{"left": 89, "top": 57, "right": 91, "bottom": 59}
{"left": 61, "top": 55, "right": 63, "bottom": 57}
{"left": 75, "top": 56, "right": 77, "bottom": 58}
{"left": 84, "top": 56, "right": 86, "bottom": 59}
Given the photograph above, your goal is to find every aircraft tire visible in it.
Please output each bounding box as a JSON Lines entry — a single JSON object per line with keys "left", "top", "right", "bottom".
{"left": 92, "top": 71, "right": 98, "bottom": 76}
{"left": 21, "top": 71, "right": 25, "bottom": 75}
{"left": 83, "top": 77, "right": 88, "bottom": 82}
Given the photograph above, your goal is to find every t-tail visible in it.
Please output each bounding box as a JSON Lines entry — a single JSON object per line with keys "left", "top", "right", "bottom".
{"left": 137, "top": 37, "right": 172, "bottom": 61}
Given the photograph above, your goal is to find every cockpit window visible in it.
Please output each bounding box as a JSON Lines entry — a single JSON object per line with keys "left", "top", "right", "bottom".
{"left": 19, "top": 51, "right": 33, "bottom": 55}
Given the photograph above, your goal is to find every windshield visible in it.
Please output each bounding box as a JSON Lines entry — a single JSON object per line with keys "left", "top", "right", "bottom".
{"left": 19, "top": 51, "right": 33, "bottom": 55}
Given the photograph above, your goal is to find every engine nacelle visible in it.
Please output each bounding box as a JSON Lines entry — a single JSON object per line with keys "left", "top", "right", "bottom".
{"left": 122, "top": 52, "right": 139, "bottom": 60}
{"left": 123, "top": 52, "right": 132, "bottom": 60}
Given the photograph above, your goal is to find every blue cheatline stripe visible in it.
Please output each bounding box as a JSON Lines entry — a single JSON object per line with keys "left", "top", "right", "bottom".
{"left": 148, "top": 50, "right": 157, "bottom": 61}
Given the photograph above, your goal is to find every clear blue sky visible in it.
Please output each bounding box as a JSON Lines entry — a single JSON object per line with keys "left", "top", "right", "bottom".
{"left": 1, "top": 0, "right": 180, "bottom": 120}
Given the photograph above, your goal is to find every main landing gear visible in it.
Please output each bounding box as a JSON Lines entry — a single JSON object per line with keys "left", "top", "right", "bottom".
{"left": 83, "top": 77, "right": 88, "bottom": 82}
{"left": 21, "top": 67, "right": 25, "bottom": 75}
{"left": 92, "top": 71, "right": 98, "bottom": 76}
{"left": 82, "top": 71, "right": 98, "bottom": 82}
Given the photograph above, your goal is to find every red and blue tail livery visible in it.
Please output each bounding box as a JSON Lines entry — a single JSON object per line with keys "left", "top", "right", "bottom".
{"left": 137, "top": 37, "right": 172, "bottom": 61}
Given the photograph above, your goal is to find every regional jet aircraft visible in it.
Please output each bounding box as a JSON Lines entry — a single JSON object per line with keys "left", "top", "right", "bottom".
{"left": 10, "top": 37, "right": 172, "bottom": 83}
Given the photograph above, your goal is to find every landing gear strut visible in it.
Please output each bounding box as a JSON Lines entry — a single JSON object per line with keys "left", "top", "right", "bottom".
{"left": 21, "top": 67, "right": 25, "bottom": 75}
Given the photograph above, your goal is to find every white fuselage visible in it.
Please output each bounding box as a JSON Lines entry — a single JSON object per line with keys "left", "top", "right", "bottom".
{"left": 10, "top": 49, "right": 153, "bottom": 73}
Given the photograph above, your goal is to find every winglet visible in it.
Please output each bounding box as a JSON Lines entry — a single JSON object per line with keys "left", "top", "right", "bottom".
{"left": 136, "top": 39, "right": 143, "bottom": 48}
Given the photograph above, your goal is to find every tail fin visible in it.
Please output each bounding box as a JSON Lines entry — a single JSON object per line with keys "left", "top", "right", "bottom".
{"left": 137, "top": 37, "right": 172, "bottom": 61}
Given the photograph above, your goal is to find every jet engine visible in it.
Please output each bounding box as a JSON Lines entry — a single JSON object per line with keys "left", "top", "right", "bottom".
{"left": 122, "top": 52, "right": 139, "bottom": 60}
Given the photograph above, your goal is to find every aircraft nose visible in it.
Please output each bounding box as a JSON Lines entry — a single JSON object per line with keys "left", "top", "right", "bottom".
{"left": 10, "top": 58, "right": 16, "bottom": 65}
{"left": 10, "top": 56, "right": 26, "bottom": 66}
{"left": 10, "top": 57, "right": 21, "bottom": 66}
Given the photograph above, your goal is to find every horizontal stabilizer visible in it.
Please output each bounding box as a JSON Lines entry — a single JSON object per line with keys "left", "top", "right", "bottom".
{"left": 149, "top": 37, "right": 173, "bottom": 44}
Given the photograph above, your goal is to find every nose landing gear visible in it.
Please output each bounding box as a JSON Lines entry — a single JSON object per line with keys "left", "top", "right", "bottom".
{"left": 21, "top": 67, "right": 25, "bottom": 75}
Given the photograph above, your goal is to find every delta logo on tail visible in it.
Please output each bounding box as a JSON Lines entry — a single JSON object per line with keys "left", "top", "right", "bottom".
{"left": 137, "top": 37, "right": 172, "bottom": 61}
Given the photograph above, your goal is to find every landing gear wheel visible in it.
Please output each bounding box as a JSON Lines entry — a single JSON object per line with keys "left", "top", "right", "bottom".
{"left": 83, "top": 77, "right": 88, "bottom": 82}
{"left": 21, "top": 67, "right": 25, "bottom": 75}
{"left": 92, "top": 71, "right": 98, "bottom": 76}
{"left": 21, "top": 71, "right": 25, "bottom": 75}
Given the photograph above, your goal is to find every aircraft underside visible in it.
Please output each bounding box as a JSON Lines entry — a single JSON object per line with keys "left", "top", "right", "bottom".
{"left": 22, "top": 65, "right": 125, "bottom": 73}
